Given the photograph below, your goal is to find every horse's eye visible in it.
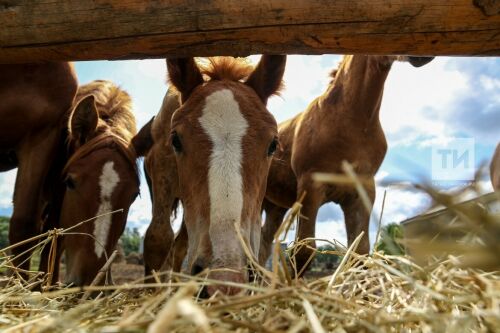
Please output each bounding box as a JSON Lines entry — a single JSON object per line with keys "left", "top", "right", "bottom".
{"left": 268, "top": 137, "right": 279, "bottom": 156}
{"left": 65, "top": 176, "right": 76, "bottom": 190}
{"left": 171, "top": 131, "right": 182, "bottom": 153}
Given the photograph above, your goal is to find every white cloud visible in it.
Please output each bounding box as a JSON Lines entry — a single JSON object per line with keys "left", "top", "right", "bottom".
{"left": 126, "top": 179, "right": 152, "bottom": 234}
{"left": 136, "top": 59, "right": 166, "bottom": 82}
{"left": 373, "top": 184, "right": 431, "bottom": 225}
{"left": 278, "top": 218, "right": 347, "bottom": 247}
{"left": 0, "top": 170, "right": 16, "bottom": 209}
{"left": 381, "top": 58, "right": 469, "bottom": 146}
{"left": 251, "top": 55, "right": 341, "bottom": 123}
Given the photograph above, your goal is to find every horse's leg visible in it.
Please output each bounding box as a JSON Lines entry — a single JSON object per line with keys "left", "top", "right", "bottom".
{"left": 258, "top": 199, "right": 288, "bottom": 265}
{"left": 38, "top": 201, "right": 64, "bottom": 285}
{"left": 9, "top": 129, "right": 59, "bottom": 278}
{"left": 293, "top": 178, "right": 323, "bottom": 277}
{"left": 144, "top": 208, "right": 175, "bottom": 278}
{"left": 340, "top": 179, "right": 375, "bottom": 255}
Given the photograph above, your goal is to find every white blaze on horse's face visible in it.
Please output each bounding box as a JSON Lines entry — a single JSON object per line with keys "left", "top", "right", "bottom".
{"left": 199, "top": 89, "right": 249, "bottom": 263}
{"left": 167, "top": 56, "right": 286, "bottom": 295}
{"left": 93, "top": 161, "right": 120, "bottom": 258}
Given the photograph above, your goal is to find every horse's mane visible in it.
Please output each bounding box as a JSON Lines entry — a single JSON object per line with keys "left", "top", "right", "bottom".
{"left": 329, "top": 55, "right": 350, "bottom": 85}
{"left": 64, "top": 80, "right": 139, "bottom": 179}
{"left": 199, "top": 57, "right": 254, "bottom": 82}
{"left": 75, "top": 80, "right": 137, "bottom": 143}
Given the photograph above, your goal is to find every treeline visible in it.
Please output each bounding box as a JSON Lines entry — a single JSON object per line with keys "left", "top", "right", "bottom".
{"left": 0, "top": 217, "right": 404, "bottom": 257}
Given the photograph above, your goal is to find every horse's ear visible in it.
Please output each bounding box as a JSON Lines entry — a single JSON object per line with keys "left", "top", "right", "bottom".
{"left": 70, "top": 95, "right": 99, "bottom": 146}
{"left": 166, "top": 58, "right": 204, "bottom": 103}
{"left": 131, "top": 116, "right": 155, "bottom": 157}
{"left": 245, "top": 55, "right": 286, "bottom": 105}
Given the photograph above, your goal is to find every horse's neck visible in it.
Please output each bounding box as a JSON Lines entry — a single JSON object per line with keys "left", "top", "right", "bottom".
{"left": 154, "top": 89, "right": 181, "bottom": 136}
{"left": 321, "top": 55, "right": 392, "bottom": 123}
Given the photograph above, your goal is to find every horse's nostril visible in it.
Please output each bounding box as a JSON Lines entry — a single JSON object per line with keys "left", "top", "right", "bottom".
{"left": 191, "top": 261, "right": 205, "bottom": 276}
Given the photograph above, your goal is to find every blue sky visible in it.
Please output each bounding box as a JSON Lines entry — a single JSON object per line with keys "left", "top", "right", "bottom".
{"left": 0, "top": 55, "right": 498, "bottom": 248}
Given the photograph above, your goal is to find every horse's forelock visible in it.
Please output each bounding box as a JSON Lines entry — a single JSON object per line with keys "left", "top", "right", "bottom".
{"left": 200, "top": 57, "right": 254, "bottom": 82}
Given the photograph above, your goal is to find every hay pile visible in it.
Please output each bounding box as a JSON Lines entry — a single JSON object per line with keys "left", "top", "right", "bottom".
{"left": 1, "top": 249, "right": 498, "bottom": 332}
{"left": 0, "top": 181, "right": 499, "bottom": 332}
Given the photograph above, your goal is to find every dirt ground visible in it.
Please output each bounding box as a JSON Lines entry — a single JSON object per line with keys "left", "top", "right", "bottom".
{"left": 110, "top": 263, "right": 144, "bottom": 285}
{"left": 109, "top": 262, "right": 335, "bottom": 284}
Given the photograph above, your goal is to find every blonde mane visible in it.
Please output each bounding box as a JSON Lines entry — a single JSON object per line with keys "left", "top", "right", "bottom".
{"left": 199, "top": 57, "right": 254, "bottom": 82}
{"left": 74, "top": 80, "right": 137, "bottom": 143}
{"left": 64, "top": 80, "right": 138, "bottom": 178}
{"left": 329, "top": 55, "right": 351, "bottom": 85}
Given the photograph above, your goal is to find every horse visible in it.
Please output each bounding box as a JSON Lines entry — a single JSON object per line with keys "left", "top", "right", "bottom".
{"left": 491, "top": 143, "right": 500, "bottom": 191}
{"left": 45, "top": 80, "right": 144, "bottom": 286}
{"left": 0, "top": 63, "right": 78, "bottom": 277}
{"left": 259, "top": 55, "right": 434, "bottom": 274}
{"left": 131, "top": 88, "right": 183, "bottom": 277}
{"left": 135, "top": 56, "right": 286, "bottom": 295}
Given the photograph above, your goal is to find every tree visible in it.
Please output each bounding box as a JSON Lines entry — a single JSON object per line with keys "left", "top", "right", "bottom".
{"left": 375, "top": 223, "right": 405, "bottom": 255}
{"left": 312, "top": 244, "right": 341, "bottom": 270}
{"left": 120, "top": 227, "right": 141, "bottom": 256}
{"left": 0, "top": 217, "right": 9, "bottom": 250}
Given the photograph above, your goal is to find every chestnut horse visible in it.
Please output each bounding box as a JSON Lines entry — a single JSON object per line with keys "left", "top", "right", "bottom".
{"left": 49, "top": 80, "right": 143, "bottom": 286}
{"left": 133, "top": 88, "right": 183, "bottom": 277}
{"left": 491, "top": 143, "right": 500, "bottom": 191}
{"left": 260, "top": 55, "right": 433, "bottom": 274}
{"left": 136, "top": 56, "right": 286, "bottom": 295}
{"left": 0, "top": 63, "right": 78, "bottom": 276}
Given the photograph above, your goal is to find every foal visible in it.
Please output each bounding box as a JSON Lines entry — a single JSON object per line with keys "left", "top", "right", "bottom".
{"left": 138, "top": 56, "right": 286, "bottom": 295}
{"left": 491, "top": 143, "right": 500, "bottom": 191}
{"left": 50, "top": 80, "right": 142, "bottom": 286}
{"left": 135, "top": 88, "right": 183, "bottom": 276}
{"left": 260, "top": 55, "right": 433, "bottom": 273}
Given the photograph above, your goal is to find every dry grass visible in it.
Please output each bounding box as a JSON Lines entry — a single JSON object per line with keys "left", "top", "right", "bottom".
{"left": 0, "top": 168, "right": 499, "bottom": 332}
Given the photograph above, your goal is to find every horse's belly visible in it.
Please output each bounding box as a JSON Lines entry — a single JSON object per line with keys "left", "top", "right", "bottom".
{"left": 0, "top": 100, "right": 52, "bottom": 148}
{"left": 0, "top": 150, "right": 18, "bottom": 171}
{"left": 0, "top": 114, "right": 31, "bottom": 148}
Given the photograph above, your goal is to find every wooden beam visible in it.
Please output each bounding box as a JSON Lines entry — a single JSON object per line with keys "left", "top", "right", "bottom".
{"left": 1, "top": 0, "right": 499, "bottom": 63}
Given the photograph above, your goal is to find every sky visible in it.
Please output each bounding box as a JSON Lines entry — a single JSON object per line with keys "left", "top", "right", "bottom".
{"left": 0, "top": 55, "right": 498, "bottom": 249}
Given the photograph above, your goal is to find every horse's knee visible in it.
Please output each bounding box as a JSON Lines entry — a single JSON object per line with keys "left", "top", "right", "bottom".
{"left": 144, "top": 219, "right": 174, "bottom": 250}
{"left": 144, "top": 219, "right": 174, "bottom": 274}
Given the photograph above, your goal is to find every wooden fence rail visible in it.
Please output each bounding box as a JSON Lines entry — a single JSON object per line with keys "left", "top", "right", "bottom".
{"left": 1, "top": 0, "right": 499, "bottom": 63}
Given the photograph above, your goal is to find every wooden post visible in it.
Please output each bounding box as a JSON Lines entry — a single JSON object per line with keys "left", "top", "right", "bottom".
{"left": 1, "top": 0, "right": 499, "bottom": 63}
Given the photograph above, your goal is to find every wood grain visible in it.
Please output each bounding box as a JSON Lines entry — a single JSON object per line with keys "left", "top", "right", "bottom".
{"left": 0, "top": 0, "right": 499, "bottom": 63}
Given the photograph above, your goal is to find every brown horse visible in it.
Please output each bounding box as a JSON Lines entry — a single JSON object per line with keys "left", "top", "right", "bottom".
{"left": 0, "top": 63, "right": 78, "bottom": 275}
{"left": 133, "top": 88, "right": 182, "bottom": 277}
{"left": 491, "top": 143, "right": 500, "bottom": 191}
{"left": 259, "top": 55, "right": 433, "bottom": 273}
{"left": 49, "top": 80, "right": 143, "bottom": 286}
{"left": 136, "top": 56, "right": 286, "bottom": 295}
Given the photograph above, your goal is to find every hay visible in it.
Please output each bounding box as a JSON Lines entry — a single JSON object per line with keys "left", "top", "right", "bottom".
{"left": 0, "top": 171, "right": 499, "bottom": 332}
{"left": 1, "top": 249, "right": 498, "bottom": 332}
